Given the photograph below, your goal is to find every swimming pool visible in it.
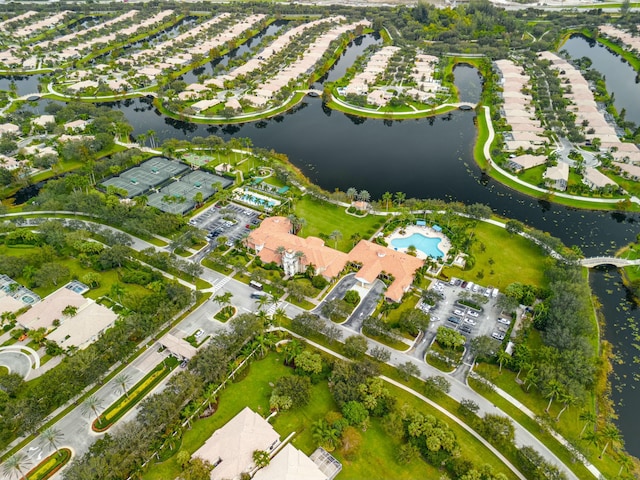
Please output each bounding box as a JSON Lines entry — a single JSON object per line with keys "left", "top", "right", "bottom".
{"left": 390, "top": 233, "right": 444, "bottom": 258}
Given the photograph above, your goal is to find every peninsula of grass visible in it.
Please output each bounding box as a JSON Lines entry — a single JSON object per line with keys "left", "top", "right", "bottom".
{"left": 214, "top": 305, "right": 236, "bottom": 322}
{"left": 294, "top": 196, "right": 383, "bottom": 252}
{"left": 141, "top": 352, "right": 516, "bottom": 480}
{"left": 25, "top": 447, "right": 71, "bottom": 480}
{"left": 93, "top": 356, "right": 178, "bottom": 432}
{"left": 362, "top": 330, "right": 409, "bottom": 351}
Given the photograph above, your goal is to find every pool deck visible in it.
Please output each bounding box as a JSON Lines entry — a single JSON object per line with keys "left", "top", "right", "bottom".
{"left": 386, "top": 225, "right": 451, "bottom": 260}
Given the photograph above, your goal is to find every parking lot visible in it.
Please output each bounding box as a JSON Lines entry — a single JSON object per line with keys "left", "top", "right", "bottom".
{"left": 420, "top": 278, "right": 513, "bottom": 346}
{"left": 189, "top": 202, "right": 262, "bottom": 247}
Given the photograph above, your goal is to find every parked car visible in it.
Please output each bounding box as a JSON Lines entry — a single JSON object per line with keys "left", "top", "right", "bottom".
{"left": 497, "top": 318, "right": 511, "bottom": 325}
{"left": 492, "top": 332, "right": 505, "bottom": 340}
{"left": 447, "top": 316, "right": 462, "bottom": 325}
{"left": 460, "top": 325, "right": 472, "bottom": 334}
{"left": 467, "top": 310, "right": 479, "bottom": 318}
{"left": 195, "top": 329, "right": 204, "bottom": 338}
{"left": 464, "top": 318, "right": 477, "bottom": 326}
{"left": 453, "top": 309, "right": 465, "bottom": 316}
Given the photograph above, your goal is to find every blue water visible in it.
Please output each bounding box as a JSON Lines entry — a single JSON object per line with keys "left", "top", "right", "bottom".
{"left": 390, "top": 233, "right": 444, "bottom": 258}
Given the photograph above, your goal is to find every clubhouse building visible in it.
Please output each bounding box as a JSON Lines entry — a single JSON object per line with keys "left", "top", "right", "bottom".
{"left": 247, "top": 216, "right": 423, "bottom": 302}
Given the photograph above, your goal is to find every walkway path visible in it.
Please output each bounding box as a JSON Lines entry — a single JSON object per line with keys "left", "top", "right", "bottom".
{"left": 331, "top": 94, "right": 476, "bottom": 118}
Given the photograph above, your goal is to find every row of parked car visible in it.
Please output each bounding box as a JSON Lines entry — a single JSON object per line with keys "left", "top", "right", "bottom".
{"left": 449, "top": 277, "right": 499, "bottom": 298}
{"left": 446, "top": 305, "right": 482, "bottom": 335}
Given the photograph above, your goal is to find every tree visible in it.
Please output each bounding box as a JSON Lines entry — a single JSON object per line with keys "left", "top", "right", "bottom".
{"left": 113, "top": 372, "right": 132, "bottom": 398}
{"left": 466, "top": 203, "right": 492, "bottom": 219}
{"left": 312, "top": 419, "right": 340, "bottom": 451}
{"left": 458, "top": 398, "right": 480, "bottom": 417}
{"left": 505, "top": 219, "right": 524, "bottom": 235}
{"left": 358, "top": 190, "right": 370, "bottom": 203}
{"left": 329, "top": 230, "right": 342, "bottom": 249}
{"left": 382, "top": 191, "right": 393, "bottom": 211}
{"left": 579, "top": 410, "right": 596, "bottom": 436}
{"left": 555, "top": 391, "right": 579, "bottom": 421}
{"left": 479, "top": 414, "right": 515, "bottom": 447}
{"left": 394, "top": 191, "right": 406, "bottom": 206}
{"left": 423, "top": 376, "right": 451, "bottom": 398}
{"left": 340, "top": 426, "right": 362, "bottom": 460}
{"left": 497, "top": 349, "right": 510, "bottom": 373}
{"left": 370, "top": 345, "right": 391, "bottom": 363}
{"left": 82, "top": 394, "right": 104, "bottom": 422}
{"left": 272, "top": 375, "right": 311, "bottom": 408}
{"left": 295, "top": 351, "right": 322, "bottom": 375}
{"left": 40, "top": 426, "right": 64, "bottom": 456}
{"left": 343, "top": 335, "right": 368, "bottom": 360}
{"left": 397, "top": 361, "right": 420, "bottom": 381}
{"left": 179, "top": 457, "right": 213, "bottom": 480}
{"left": 291, "top": 312, "right": 325, "bottom": 337}
{"left": 252, "top": 450, "right": 270, "bottom": 469}
{"left": 36, "top": 262, "right": 70, "bottom": 288}
{"left": 436, "top": 326, "right": 465, "bottom": 350}
{"left": 470, "top": 335, "right": 495, "bottom": 360}
{"left": 282, "top": 340, "right": 304, "bottom": 366}
{"left": 544, "top": 379, "right": 563, "bottom": 413}
{"left": 2, "top": 452, "right": 31, "bottom": 480}
{"left": 599, "top": 424, "right": 621, "bottom": 459}
{"left": 396, "top": 443, "right": 420, "bottom": 465}
{"left": 342, "top": 401, "right": 369, "bottom": 428}
{"left": 346, "top": 187, "right": 357, "bottom": 201}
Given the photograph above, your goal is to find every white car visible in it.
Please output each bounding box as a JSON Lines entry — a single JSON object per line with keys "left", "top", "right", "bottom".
{"left": 464, "top": 318, "right": 477, "bottom": 326}
{"left": 195, "top": 329, "right": 204, "bottom": 338}
{"left": 492, "top": 332, "right": 505, "bottom": 340}
{"left": 497, "top": 318, "right": 511, "bottom": 325}
{"left": 453, "top": 309, "right": 465, "bottom": 316}
{"left": 467, "top": 310, "right": 479, "bottom": 318}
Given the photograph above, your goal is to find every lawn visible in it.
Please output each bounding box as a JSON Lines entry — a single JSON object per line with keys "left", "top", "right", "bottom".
{"left": 0, "top": 244, "right": 151, "bottom": 303}
{"left": 294, "top": 196, "right": 384, "bottom": 252}
{"left": 143, "top": 351, "right": 516, "bottom": 480}
{"left": 517, "top": 164, "right": 545, "bottom": 187}
{"left": 443, "top": 220, "right": 550, "bottom": 289}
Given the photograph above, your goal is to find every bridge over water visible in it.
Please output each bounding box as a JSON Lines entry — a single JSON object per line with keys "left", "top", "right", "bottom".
{"left": 580, "top": 257, "right": 640, "bottom": 268}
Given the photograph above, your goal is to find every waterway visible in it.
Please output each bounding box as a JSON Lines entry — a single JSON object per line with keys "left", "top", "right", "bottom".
{"left": 562, "top": 34, "right": 640, "bottom": 126}
{"left": 3, "top": 31, "right": 640, "bottom": 455}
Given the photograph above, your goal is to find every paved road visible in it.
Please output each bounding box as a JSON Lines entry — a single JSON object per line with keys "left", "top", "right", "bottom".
{"left": 0, "top": 350, "right": 32, "bottom": 378}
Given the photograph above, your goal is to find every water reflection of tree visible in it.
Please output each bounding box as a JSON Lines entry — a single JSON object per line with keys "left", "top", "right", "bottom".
{"left": 344, "top": 113, "right": 366, "bottom": 125}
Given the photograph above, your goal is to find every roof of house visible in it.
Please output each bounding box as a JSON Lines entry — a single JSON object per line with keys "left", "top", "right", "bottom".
{"left": 253, "top": 444, "right": 326, "bottom": 480}
{"left": 248, "top": 217, "right": 349, "bottom": 278}
{"left": 47, "top": 301, "right": 117, "bottom": 349}
{"left": 17, "top": 288, "right": 87, "bottom": 330}
{"left": 583, "top": 166, "right": 617, "bottom": 189}
{"left": 193, "top": 407, "right": 280, "bottom": 480}
{"left": 543, "top": 162, "right": 569, "bottom": 182}
{"left": 348, "top": 240, "right": 423, "bottom": 302}
{"left": 510, "top": 154, "right": 547, "bottom": 170}
{"left": 0, "top": 295, "right": 24, "bottom": 314}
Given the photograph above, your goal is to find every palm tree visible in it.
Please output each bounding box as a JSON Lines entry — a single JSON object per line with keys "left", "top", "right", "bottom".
{"left": 544, "top": 380, "right": 563, "bottom": 413}
{"left": 358, "top": 190, "right": 370, "bottom": 203}
{"left": 617, "top": 454, "right": 634, "bottom": 477}
{"left": 82, "top": 394, "right": 104, "bottom": 423}
{"left": 497, "top": 349, "right": 510, "bottom": 373}
{"left": 311, "top": 419, "right": 340, "bottom": 452}
{"left": 213, "top": 291, "right": 233, "bottom": 310}
{"left": 599, "top": 424, "right": 621, "bottom": 459}
{"left": 113, "top": 372, "right": 132, "bottom": 398}
{"left": 582, "top": 429, "right": 601, "bottom": 453}
{"left": 283, "top": 340, "right": 303, "bottom": 366}
{"left": 346, "top": 187, "right": 357, "bottom": 202}
{"left": 382, "top": 191, "right": 393, "bottom": 211}
{"left": 2, "top": 452, "right": 31, "bottom": 480}
{"left": 579, "top": 410, "right": 597, "bottom": 436}
{"left": 555, "top": 392, "right": 578, "bottom": 421}
{"left": 329, "top": 230, "right": 342, "bottom": 249}
{"left": 394, "top": 191, "right": 406, "bottom": 206}
{"left": 40, "top": 426, "right": 64, "bottom": 456}
{"left": 275, "top": 246, "right": 286, "bottom": 261}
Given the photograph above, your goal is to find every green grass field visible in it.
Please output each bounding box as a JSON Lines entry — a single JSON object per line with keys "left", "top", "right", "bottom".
{"left": 294, "top": 196, "right": 384, "bottom": 252}
{"left": 443, "top": 220, "right": 550, "bottom": 289}
{"left": 143, "top": 352, "right": 516, "bottom": 480}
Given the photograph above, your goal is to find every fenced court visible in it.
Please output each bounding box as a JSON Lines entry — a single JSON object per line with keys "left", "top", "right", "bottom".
{"left": 100, "top": 157, "right": 190, "bottom": 198}
{"left": 183, "top": 153, "right": 218, "bottom": 167}
{"left": 147, "top": 170, "right": 233, "bottom": 214}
